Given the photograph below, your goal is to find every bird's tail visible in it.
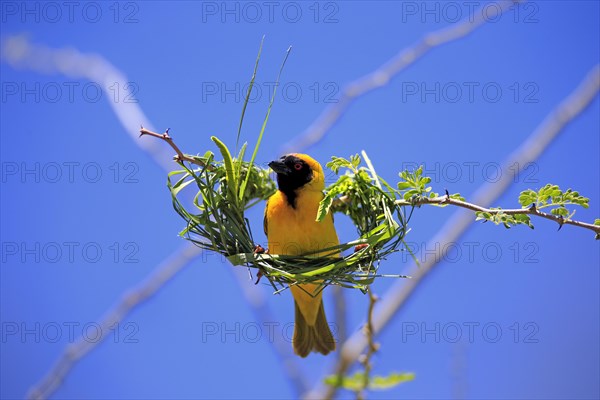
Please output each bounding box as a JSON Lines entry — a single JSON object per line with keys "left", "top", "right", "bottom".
{"left": 293, "top": 299, "right": 336, "bottom": 357}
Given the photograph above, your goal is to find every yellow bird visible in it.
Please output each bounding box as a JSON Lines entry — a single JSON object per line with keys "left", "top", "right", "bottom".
{"left": 264, "top": 153, "right": 338, "bottom": 357}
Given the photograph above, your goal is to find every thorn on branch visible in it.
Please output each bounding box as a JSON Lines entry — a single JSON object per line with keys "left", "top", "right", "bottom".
{"left": 410, "top": 195, "right": 419, "bottom": 207}
{"left": 444, "top": 189, "right": 451, "bottom": 204}
{"left": 529, "top": 203, "right": 537, "bottom": 212}
{"left": 557, "top": 216, "right": 564, "bottom": 231}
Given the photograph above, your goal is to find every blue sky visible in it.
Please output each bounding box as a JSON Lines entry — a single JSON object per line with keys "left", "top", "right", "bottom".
{"left": 1, "top": 1, "right": 599, "bottom": 399}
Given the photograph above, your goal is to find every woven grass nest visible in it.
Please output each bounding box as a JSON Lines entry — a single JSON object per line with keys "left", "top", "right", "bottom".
{"left": 168, "top": 137, "right": 412, "bottom": 294}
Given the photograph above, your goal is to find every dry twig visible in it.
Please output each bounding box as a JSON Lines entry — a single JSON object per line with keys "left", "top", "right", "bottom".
{"left": 139, "top": 127, "right": 211, "bottom": 169}
{"left": 396, "top": 195, "right": 600, "bottom": 235}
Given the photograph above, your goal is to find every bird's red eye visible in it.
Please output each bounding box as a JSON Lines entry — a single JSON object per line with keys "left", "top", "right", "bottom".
{"left": 294, "top": 163, "right": 303, "bottom": 171}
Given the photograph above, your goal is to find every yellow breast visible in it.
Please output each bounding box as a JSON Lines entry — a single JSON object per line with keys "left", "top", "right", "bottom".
{"left": 266, "top": 190, "right": 339, "bottom": 257}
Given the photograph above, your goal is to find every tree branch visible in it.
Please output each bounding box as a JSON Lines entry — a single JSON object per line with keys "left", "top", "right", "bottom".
{"left": 395, "top": 195, "right": 600, "bottom": 235}
{"left": 333, "top": 193, "right": 600, "bottom": 236}
{"left": 139, "top": 127, "right": 211, "bottom": 169}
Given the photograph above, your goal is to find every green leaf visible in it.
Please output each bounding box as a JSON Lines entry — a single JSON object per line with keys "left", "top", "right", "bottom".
{"left": 551, "top": 207, "right": 569, "bottom": 217}
{"left": 168, "top": 169, "right": 196, "bottom": 197}
{"left": 235, "top": 36, "right": 263, "bottom": 151}
{"left": 513, "top": 214, "right": 534, "bottom": 229}
{"left": 415, "top": 165, "right": 422, "bottom": 178}
{"left": 396, "top": 165, "right": 438, "bottom": 200}
{"left": 316, "top": 191, "right": 337, "bottom": 222}
{"left": 235, "top": 142, "right": 248, "bottom": 198}
{"left": 324, "top": 371, "right": 415, "bottom": 391}
{"left": 397, "top": 181, "right": 412, "bottom": 190}
{"left": 518, "top": 189, "right": 537, "bottom": 207}
{"left": 323, "top": 372, "right": 364, "bottom": 391}
{"left": 239, "top": 45, "right": 292, "bottom": 201}
{"left": 450, "top": 193, "right": 465, "bottom": 202}
{"left": 518, "top": 184, "right": 591, "bottom": 222}
{"left": 211, "top": 136, "right": 237, "bottom": 202}
{"left": 327, "top": 155, "right": 358, "bottom": 174}
{"left": 369, "top": 372, "right": 416, "bottom": 389}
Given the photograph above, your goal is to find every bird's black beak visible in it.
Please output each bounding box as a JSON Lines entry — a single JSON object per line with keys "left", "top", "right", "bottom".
{"left": 268, "top": 160, "right": 291, "bottom": 175}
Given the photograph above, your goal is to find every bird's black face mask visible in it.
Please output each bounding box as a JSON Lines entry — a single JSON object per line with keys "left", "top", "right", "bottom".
{"left": 269, "top": 155, "right": 313, "bottom": 207}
